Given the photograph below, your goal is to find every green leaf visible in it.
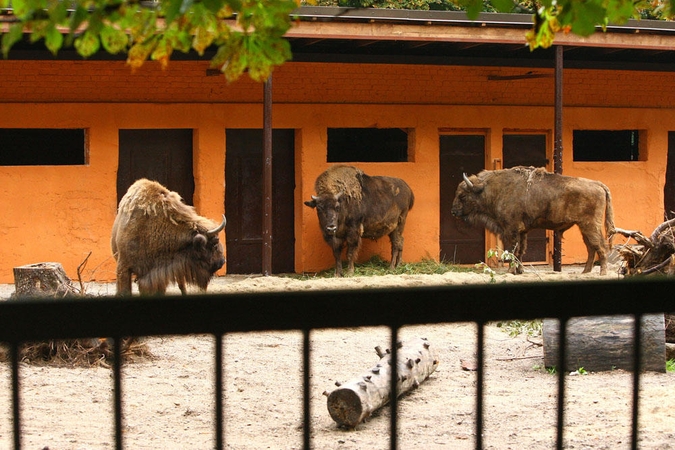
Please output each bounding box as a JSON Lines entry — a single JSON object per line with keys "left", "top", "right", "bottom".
{"left": 569, "top": 1, "right": 606, "bottom": 36}
{"left": 48, "top": 0, "right": 69, "bottom": 24}
{"left": 463, "top": 0, "right": 483, "bottom": 20}
{"left": 68, "top": 5, "right": 90, "bottom": 35}
{"left": 9, "top": 0, "right": 30, "bottom": 19}
{"left": 44, "top": 24, "right": 64, "bottom": 55}
{"left": 162, "top": 0, "right": 183, "bottom": 24}
{"left": 203, "top": 0, "right": 224, "bottom": 13}
{"left": 100, "top": 25, "right": 129, "bottom": 54}
{"left": 490, "top": 0, "right": 514, "bottom": 13}
{"left": 1, "top": 23, "right": 24, "bottom": 58}
{"left": 606, "top": 0, "right": 636, "bottom": 23}
{"left": 74, "top": 31, "right": 101, "bottom": 58}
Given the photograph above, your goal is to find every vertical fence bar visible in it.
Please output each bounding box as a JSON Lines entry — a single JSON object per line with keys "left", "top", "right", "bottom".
{"left": 215, "top": 335, "right": 224, "bottom": 450}
{"left": 630, "top": 314, "right": 642, "bottom": 450}
{"left": 11, "top": 342, "right": 21, "bottom": 450}
{"left": 303, "top": 329, "right": 311, "bottom": 449}
{"left": 475, "top": 322, "right": 484, "bottom": 450}
{"left": 555, "top": 318, "right": 568, "bottom": 450}
{"left": 389, "top": 326, "right": 399, "bottom": 450}
{"left": 114, "top": 337, "right": 123, "bottom": 450}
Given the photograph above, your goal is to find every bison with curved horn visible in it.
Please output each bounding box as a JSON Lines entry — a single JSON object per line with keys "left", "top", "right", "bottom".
{"left": 112, "top": 179, "right": 226, "bottom": 295}
{"left": 452, "top": 166, "right": 615, "bottom": 275}
{"left": 304, "top": 165, "right": 414, "bottom": 277}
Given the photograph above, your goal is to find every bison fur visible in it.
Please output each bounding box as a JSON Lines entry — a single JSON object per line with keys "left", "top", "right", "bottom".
{"left": 452, "top": 166, "right": 615, "bottom": 275}
{"left": 305, "top": 165, "right": 414, "bottom": 277}
{"left": 111, "top": 179, "right": 226, "bottom": 295}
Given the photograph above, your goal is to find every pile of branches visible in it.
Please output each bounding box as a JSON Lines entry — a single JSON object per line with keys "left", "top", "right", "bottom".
{"left": 0, "top": 338, "right": 152, "bottom": 368}
{"left": 614, "top": 218, "right": 675, "bottom": 276}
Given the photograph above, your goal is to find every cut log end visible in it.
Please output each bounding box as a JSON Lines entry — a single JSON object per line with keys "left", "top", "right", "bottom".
{"left": 327, "top": 388, "right": 364, "bottom": 428}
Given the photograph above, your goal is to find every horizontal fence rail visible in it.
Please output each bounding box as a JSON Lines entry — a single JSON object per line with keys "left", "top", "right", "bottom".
{"left": 1, "top": 277, "right": 675, "bottom": 450}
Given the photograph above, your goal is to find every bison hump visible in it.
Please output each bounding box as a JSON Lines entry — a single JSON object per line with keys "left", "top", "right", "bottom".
{"left": 315, "top": 165, "right": 364, "bottom": 201}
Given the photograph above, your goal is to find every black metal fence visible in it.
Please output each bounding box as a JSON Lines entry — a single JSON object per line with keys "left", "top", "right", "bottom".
{"left": 1, "top": 277, "right": 674, "bottom": 450}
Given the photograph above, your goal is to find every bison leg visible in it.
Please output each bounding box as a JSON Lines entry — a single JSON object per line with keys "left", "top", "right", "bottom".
{"left": 330, "top": 238, "right": 345, "bottom": 277}
{"left": 389, "top": 230, "right": 405, "bottom": 270}
{"left": 502, "top": 232, "right": 525, "bottom": 274}
{"left": 344, "top": 234, "right": 362, "bottom": 276}
{"left": 116, "top": 265, "right": 133, "bottom": 296}
{"left": 580, "top": 230, "right": 608, "bottom": 275}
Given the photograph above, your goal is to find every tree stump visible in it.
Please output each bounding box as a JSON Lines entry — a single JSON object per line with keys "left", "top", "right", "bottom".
{"left": 12, "top": 262, "right": 78, "bottom": 298}
{"left": 543, "top": 314, "right": 665, "bottom": 373}
{"left": 325, "top": 337, "right": 439, "bottom": 428}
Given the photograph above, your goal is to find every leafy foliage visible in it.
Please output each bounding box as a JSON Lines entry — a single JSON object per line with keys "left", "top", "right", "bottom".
{"left": 0, "top": 0, "right": 298, "bottom": 82}
{"left": 667, "top": 358, "right": 675, "bottom": 372}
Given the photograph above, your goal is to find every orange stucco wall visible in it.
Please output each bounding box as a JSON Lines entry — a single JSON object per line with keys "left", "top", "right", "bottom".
{"left": 0, "top": 59, "right": 673, "bottom": 283}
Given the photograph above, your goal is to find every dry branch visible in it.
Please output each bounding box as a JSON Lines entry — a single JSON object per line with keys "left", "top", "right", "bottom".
{"left": 325, "top": 337, "right": 439, "bottom": 428}
{"left": 614, "top": 220, "right": 675, "bottom": 276}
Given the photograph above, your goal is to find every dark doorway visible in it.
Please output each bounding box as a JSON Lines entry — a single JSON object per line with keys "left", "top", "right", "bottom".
{"left": 439, "top": 134, "right": 486, "bottom": 264}
{"left": 665, "top": 132, "right": 675, "bottom": 219}
{"left": 225, "top": 129, "right": 295, "bottom": 274}
{"left": 503, "top": 134, "right": 549, "bottom": 263}
{"left": 117, "top": 129, "right": 194, "bottom": 204}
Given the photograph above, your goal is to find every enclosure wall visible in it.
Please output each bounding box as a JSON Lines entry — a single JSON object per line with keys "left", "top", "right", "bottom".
{"left": 0, "top": 60, "right": 671, "bottom": 282}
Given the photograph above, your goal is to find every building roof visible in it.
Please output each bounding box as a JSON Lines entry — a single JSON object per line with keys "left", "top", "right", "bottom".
{"left": 3, "top": 6, "right": 675, "bottom": 71}
{"left": 287, "top": 8, "right": 675, "bottom": 71}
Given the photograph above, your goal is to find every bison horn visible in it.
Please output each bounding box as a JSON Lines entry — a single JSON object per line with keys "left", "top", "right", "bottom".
{"left": 312, "top": 195, "right": 319, "bottom": 201}
{"left": 463, "top": 173, "right": 474, "bottom": 189}
{"left": 207, "top": 215, "right": 227, "bottom": 236}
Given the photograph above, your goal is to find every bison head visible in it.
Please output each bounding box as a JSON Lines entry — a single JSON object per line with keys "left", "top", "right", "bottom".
{"left": 451, "top": 173, "right": 485, "bottom": 219}
{"left": 304, "top": 192, "right": 344, "bottom": 236}
{"left": 199, "top": 215, "right": 227, "bottom": 273}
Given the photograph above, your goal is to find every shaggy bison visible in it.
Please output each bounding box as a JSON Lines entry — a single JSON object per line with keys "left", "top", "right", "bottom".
{"left": 452, "top": 166, "right": 615, "bottom": 274}
{"left": 304, "top": 165, "right": 414, "bottom": 277}
{"left": 111, "top": 179, "right": 226, "bottom": 295}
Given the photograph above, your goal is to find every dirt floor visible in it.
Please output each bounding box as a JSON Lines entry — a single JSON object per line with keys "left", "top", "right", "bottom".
{"left": 0, "top": 265, "right": 673, "bottom": 450}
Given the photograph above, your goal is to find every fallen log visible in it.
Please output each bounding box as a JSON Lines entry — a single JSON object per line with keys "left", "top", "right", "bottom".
{"left": 324, "top": 337, "right": 439, "bottom": 428}
{"left": 543, "top": 314, "right": 666, "bottom": 373}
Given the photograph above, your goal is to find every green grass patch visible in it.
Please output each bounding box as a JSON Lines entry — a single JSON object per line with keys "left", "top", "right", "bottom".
{"left": 286, "top": 255, "right": 473, "bottom": 279}
{"left": 496, "top": 319, "right": 543, "bottom": 338}
{"left": 667, "top": 359, "right": 675, "bottom": 372}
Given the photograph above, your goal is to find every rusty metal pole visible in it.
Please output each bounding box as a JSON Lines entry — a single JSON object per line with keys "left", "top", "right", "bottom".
{"left": 262, "top": 75, "right": 273, "bottom": 276}
{"left": 553, "top": 45, "right": 564, "bottom": 272}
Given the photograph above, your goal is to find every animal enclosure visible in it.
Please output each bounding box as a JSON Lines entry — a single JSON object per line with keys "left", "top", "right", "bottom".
{"left": 1, "top": 275, "right": 674, "bottom": 449}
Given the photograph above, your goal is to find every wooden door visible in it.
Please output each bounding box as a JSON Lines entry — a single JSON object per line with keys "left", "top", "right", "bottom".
{"left": 439, "top": 134, "right": 486, "bottom": 264}
{"left": 225, "top": 129, "right": 295, "bottom": 274}
{"left": 665, "top": 132, "right": 675, "bottom": 219}
{"left": 502, "top": 134, "right": 549, "bottom": 263}
{"left": 117, "top": 129, "right": 194, "bottom": 204}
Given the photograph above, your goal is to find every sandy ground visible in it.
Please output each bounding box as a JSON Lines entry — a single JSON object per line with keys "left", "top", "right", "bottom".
{"left": 0, "top": 265, "right": 673, "bottom": 450}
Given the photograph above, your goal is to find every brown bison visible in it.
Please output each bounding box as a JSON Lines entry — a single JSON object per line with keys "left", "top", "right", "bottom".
{"left": 304, "top": 165, "right": 414, "bottom": 277}
{"left": 111, "top": 179, "right": 226, "bottom": 295}
{"left": 452, "top": 166, "right": 615, "bottom": 275}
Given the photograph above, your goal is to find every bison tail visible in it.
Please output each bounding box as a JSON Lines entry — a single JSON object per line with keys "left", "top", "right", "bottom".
{"left": 604, "top": 185, "right": 616, "bottom": 246}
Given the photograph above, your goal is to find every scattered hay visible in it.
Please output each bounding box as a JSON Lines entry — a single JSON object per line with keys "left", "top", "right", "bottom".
{"left": 0, "top": 338, "right": 153, "bottom": 368}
